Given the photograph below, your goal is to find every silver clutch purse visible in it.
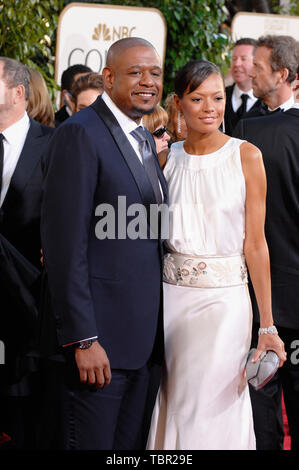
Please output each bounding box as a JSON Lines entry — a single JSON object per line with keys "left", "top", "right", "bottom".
{"left": 246, "top": 348, "right": 279, "bottom": 390}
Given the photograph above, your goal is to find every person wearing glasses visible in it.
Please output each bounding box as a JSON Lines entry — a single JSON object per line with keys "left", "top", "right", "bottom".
{"left": 142, "top": 105, "right": 170, "bottom": 156}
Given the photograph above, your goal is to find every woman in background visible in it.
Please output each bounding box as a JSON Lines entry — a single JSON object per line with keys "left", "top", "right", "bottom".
{"left": 26, "top": 67, "right": 55, "bottom": 127}
{"left": 164, "top": 92, "right": 188, "bottom": 144}
{"left": 143, "top": 105, "right": 171, "bottom": 158}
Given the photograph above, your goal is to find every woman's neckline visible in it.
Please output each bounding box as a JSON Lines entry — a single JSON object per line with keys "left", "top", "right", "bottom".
{"left": 182, "top": 137, "right": 232, "bottom": 157}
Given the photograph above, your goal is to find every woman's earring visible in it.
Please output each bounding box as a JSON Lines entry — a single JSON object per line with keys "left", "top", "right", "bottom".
{"left": 221, "top": 119, "right": 225, "bottom": 134}
{"left": 177, "top": 112, "right": 181, "bottom": 134}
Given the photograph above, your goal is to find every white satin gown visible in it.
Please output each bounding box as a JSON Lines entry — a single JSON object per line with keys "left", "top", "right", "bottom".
{"left": 147, "top": 138, "right": 256, "bottom": 450}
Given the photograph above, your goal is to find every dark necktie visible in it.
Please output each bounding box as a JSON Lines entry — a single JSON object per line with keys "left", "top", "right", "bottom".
{"left": 130, "top": 127, "right": 162, "bottom": 205}
{"left": 236, "top": 94, "right": 249, "bottom": 118}
{"left": 0, "top": 133, "right": 4, "bottom": 196}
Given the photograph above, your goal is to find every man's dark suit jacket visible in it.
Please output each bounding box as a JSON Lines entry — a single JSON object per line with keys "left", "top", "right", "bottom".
{"left": 224, "top": 84, "right": 261, "bottom": 136}
{"left": 0, "top": 119, "right": 55, "bottom": 381}
{"left": 0, "top": 119, "right": 54, "bottom": 269}
{"left": 41, "top": 96, "right": 167, "bottom": 369}
{"left": 54, "top": 105, "right": 70, "bottom": 127}
{"left": 233, "top": 108, "right": 299, "bottom": 329}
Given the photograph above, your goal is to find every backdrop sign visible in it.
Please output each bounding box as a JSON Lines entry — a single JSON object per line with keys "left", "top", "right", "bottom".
{"left": 231, "top": 12, "right": 299, "bottom": 41}
{"left": 55, "top": 2, "right": 167, "bottom": 87}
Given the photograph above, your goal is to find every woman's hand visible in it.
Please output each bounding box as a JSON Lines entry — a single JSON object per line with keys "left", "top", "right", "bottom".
{"left": 252, "top": 333, "right": 287, "bottom": 368}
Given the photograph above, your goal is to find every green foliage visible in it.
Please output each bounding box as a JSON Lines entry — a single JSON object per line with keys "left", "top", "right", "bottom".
{"left": 164, "top": 0, "right": 231, "bottom": 94}
{"left": 274, "top": 0, "right": 299, "bottom": 15}
{"left": 0, "top": 0, "right": 63, "bottom": 102}
{"left": 288, "top": 0, "right": 299, "bottom": 16}
{"left": 282, "top": 0, "right": 299, "bottom": 15}
{"left": 65, "top": 0, "right": 231, "bottom": 98}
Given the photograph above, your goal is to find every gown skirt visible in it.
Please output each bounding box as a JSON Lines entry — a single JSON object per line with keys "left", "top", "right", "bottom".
{"left": 147, "top": 281, "right": 256, "bottom": 450}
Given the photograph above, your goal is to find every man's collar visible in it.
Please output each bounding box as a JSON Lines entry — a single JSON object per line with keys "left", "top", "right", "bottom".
{"left": 269, "top": 94, "right": 294, "bottom": 112}
{"left": 2, "top": 112, "right": 30, "bottom": 145}
{"left": 101, "top": 91, "right": 143, "bottom": 133}
{"left": 233, "top": 84, "right": 256, "bottom": 100}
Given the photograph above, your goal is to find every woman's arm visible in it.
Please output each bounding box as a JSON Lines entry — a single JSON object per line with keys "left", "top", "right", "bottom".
{"left": 240, "top": 141, "right": 286, "bottom": 366}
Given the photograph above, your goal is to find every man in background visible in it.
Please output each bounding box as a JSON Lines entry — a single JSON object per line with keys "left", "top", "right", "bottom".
{"left": 54, "top": 63, "right": 92, "bottom": 126}
{"left": 234, "top": 34, "right": 299, "bottom": 450}
{"left": 224, "top": 37, "right": 261, "bottom": 135}
{"left": 0, "top": 57, "right": 54, "bottom": 448}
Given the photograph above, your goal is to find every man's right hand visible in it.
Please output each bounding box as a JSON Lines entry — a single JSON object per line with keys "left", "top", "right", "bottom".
{"left": 75, "top": 341, "right": 111, "bottom": 389}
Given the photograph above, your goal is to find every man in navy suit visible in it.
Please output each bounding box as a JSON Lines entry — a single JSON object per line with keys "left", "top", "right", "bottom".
{"left": 40, "top": 37, "right": 167, "bottom": 450}
{"left": 0, "top": 57, "right": 54, "bottom": 448}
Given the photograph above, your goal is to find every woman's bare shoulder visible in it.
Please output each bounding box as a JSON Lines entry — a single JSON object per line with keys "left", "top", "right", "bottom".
{"left": 239, "top": 140, "right": 262, "bottom": 162}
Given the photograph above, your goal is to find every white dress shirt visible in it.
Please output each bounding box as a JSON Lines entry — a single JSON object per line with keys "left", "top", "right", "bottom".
{"left": 269, "top": 94, "right": 294, "bottom": 112}
{"left": 231, "top": 84, "right": 258, "bottom": 113}
{"left": 101, "top": 91, "right": 144, "bottom": 164}
{"left": 102, "top": 91, "right": 164, "bottom": 198}
{"left": 0, "top": 112, "right": 30, "bottom": 207}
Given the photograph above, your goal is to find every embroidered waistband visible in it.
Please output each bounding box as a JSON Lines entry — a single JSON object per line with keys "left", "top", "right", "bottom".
{"left": 163, "top": 252, "right": 248, "bottom": 288}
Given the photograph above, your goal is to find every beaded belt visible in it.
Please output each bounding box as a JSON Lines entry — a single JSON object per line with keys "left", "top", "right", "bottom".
{"left": 163, "top": 252, "right": 248, "bottom": 288}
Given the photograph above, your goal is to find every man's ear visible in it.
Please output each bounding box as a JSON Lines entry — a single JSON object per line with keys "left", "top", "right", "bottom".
{"left": 14, "top": 84, "right": 26, "bottom": 104}
{"left": 102, "top": 66, "right": 114, "bottom": 91}
{"left": 60, "top": 89, "right": 67, "bottom": 107}
{"left": 279, "top": 67, "right": 289, "bottom": 84}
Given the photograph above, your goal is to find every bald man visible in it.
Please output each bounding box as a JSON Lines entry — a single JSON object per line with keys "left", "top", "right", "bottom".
{"left": 40, "top": 38, "right": 167, "bottom": 450}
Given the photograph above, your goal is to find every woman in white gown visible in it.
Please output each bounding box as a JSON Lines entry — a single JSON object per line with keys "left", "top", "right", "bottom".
{"left": 147, "top": 60, "right": 286, "bottom": 450}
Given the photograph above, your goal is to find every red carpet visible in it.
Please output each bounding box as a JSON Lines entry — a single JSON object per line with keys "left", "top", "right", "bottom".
{"left": 283, "top": 395, "right": 291, "bottom": 450}
{"left": 0, "top": 432, "right": 12, "bottom": 448}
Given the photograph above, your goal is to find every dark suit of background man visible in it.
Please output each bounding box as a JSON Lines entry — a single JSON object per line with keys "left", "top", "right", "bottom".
{"left": 40, "top": 37, "right": 167, "bottom": 450}
{"left": 0, "top": 57, "right": 54, "bottom": 448}
{"left": 224, "top": 37, "right": 261, "bottom": 135}
{"left": 54, "top": 63, "right": 92, "bottom": 127}
{"left": 234, "top": 34, "right": 299, "bottom": 450}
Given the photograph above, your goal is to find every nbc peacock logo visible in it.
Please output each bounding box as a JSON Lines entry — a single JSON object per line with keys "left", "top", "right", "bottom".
{"left": 92, "top": 24, "right": 111, "bottom": 41}
{"left": 92, "top": 23, "right": 137, "bottom": 42}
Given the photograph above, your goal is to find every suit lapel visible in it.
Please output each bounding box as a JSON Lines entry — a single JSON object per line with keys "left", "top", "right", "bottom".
{"left": 2, "top": 120, "right": 43, "bottom": 211}
{"left": 248, "top": 98, "right": 261, "bottom": 113}
{"left": 91, "top": 97, "right": 163, "bottom": 210}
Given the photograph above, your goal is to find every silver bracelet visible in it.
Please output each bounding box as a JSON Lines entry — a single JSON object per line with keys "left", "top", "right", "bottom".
{"left": 258, "top": 325, "right": 278, "bottom": 336}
